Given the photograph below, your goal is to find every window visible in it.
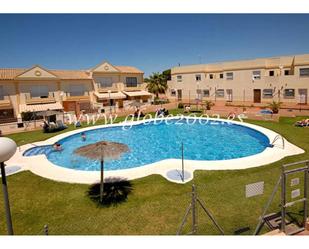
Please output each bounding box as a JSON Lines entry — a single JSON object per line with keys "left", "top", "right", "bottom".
{"left": 226, "top": 72, "right": 233, "bottom": 80}
{"left": 96, "top": 77, "right": 113, "bottom": 88}
{"left": 269, "top": 70, "right": 275, "bottom": 76}
{"left": 219, "top": 73, "right": 224, "bottom": 79}
{"left": 195, "top": 74, "right": 201, "bottom": 81}
{"left": 126, "top": 77, "right": 138, "bottom": 87}
{"left": 170, "top": 89, "right": 176, "bottom": 97}
{"left": 300, "top": 68, "right": 309, "bottom": 77}
{"left": 30, "top": 85, "right": 49, "bottom": 98}
{"left": 203, "top": 89, "right": 210, "bottom": 97}
{"left": 0, "top": 86, "right": 4, "bottom": 100}
{"left": 284, "top": 70, "right": 290, "bottom": 76}
{"left": 70, "top": 84, "right": 85, "bottom": 96}
{"left": 216, "top": 89, "right": 224, "bottom": 97}
{"left": 176, "top": 75, "right": 182, "bottom": 82}
{"left": 263, "top": 89, "right": 273, "bottom": 98}
{"left": 209, "top": 74, "right": 214, "bottom": 79}
{"left": 252, "top": 70, "right": 261, "bottom": 80}
{"left": 284, "top": 89, "right": 295, "bottom": 98}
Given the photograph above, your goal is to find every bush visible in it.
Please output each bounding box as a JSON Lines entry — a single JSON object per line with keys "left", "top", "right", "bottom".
{"left": 153, "top": 98, "right": 169, "bottom": 105}
{"left": 268, "top": 101, "right": 282, "bottom": 114}
{"left": 87, "top": 177, "right": 133, "bottom": 207}
{"left": 178, "top": 102, "right": 184, "bottom": 109}
{"left": 204, "top": 100, "right": 214, "bottom": 110}
{"left": 21, "top": 111, "right": 43, "bottom": 121}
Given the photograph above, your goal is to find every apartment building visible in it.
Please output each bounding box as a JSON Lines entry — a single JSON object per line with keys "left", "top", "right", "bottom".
{"left": 167, "top": 54, "right": 309, "bottom": 106}
{"left": 0, "top": 61, "right": 151, "bottom": 123}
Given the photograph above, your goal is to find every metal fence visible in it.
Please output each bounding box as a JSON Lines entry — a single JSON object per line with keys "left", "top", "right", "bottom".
{"left": 1, "top": 160, "right": 308, "bottom": 235}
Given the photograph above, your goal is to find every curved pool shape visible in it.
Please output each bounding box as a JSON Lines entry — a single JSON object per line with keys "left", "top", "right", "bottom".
{"left": 24, "top": 119, "right": 270, "bottom": 171}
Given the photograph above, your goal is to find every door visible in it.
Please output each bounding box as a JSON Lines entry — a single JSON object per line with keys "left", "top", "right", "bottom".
{"left": 177, "top": 89, "right": 182, "bottom": 101}
{"left": 298, "top": 89, "right": 308, "bottom": 104}
{"left": 254, "top": 89, "right": 261, "bottom": 103}
{"left": 226, "top": 89, "right": 233, "bottom": 102}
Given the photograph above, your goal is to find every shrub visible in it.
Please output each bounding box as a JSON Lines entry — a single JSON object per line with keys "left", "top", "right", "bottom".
{"left": 178, "top": 102, "right": 184, "bottom": 109}
{"left": 268, "top": 101, "right": 282, "bottom": 114}
{"left": 204, "top": 100, "right": 214, "bottom": 110}
{"left": 87, "top": 177, "right": 133, "bottom": 207}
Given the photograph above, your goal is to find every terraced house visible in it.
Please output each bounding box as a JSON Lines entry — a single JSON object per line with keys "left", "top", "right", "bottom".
{"left": 0, "top": 61, "right": 151, "bottom": 123}
{"left": 167, "top": 54, "right": 309, "bottom": 106}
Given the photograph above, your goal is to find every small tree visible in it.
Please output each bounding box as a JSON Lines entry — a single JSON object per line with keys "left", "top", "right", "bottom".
{"left": 145, "top": 72, "right": 168, "bottom": 99}
{"left": 204, "top": 100, "right": 214, "bottom": 110}
{"left": 268, "top": 101, "right": 282, "bottom": 114}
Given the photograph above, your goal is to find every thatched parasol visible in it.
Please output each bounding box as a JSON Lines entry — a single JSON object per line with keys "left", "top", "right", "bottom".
{"left": 74, "top": 141, "right": 130, "bottom": 203}
{"left": 74, "top": 141, "right": 129, "bottom": 161}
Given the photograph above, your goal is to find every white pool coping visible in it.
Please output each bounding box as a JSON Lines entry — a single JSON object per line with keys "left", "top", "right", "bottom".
{"left": 6, "top": 116, "right": 305, "bottom": 184}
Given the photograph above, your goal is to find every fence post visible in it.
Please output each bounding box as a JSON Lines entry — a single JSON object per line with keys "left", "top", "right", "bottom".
{"left": 192, "top": 184, "right": 197, "bottom": 234}
{"left": 44, "top": 224, "right": 49, "bottom": 235}
{"left": 281, "top": 166, "right": 286, "bottom": 233}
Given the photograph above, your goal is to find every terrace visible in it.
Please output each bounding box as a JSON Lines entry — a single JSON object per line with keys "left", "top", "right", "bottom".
{"left": 0, "top": 108, "right": 308, "bottom": 235}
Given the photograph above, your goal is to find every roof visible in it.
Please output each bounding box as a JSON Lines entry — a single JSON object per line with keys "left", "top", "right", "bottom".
{"left": 0, "top": 68, "right": 92, "bottom": 80}
{"left": 123, "top": 90, "right": 152, "bottom": 97}
{"left": 114, "top": 66, "right": 143, "bottom": 74}
{"left": 171, "top": 54, "right": 309, "bottom": 74}
{"left": 94, "top": 91, "right": 126, "bottom": 100}
{"left": 19, "top": 102, "right": 63, "bottom": 112}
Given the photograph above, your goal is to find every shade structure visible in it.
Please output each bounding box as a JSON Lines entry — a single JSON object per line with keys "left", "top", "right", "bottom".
{"left": 123, "top": 90, "right": 152, "bottom": 97}
{"left": 94, "top": 91, "right": 126, "bottom": 100}
{"left": 74, "top": 141, "right": 130, "bottom": 161}
{"left": 19, "top": 102, "right": 63, "bottom": 112}
{"left": 36, "top": 110, "right": 63, "bottom": 117}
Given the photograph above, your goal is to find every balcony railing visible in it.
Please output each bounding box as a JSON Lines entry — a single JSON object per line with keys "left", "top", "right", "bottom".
{"left": 0, "top": 97, "right": 12, "bottom": 108}
{"left": 25, "top": 93, "right": 56, "bottom": 104}
{"left": 124, "top": 83, "right": 144, "bottom": 91}
{"left": 64, "top": 91, "right": 90, "bottom": 101}
{"left": 97, "top": 83, "right": 119, "bottom": 92}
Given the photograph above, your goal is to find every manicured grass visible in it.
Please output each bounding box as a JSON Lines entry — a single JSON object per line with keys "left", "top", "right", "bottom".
{"left": 0, "top": 114, "right": 308, "bottom": 235}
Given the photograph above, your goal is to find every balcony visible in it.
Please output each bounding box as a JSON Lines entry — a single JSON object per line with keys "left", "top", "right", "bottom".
{"left": 0, "top": 97, "right": 12, "bottom": 108}
{"left": 123, "top": 83, "right": 144, "bottom": 91}
{"left": 97, "top": 83, "right": 119, "bottom": 92}
{"left": 25, "top": 93, "right": 56, "bottom": 105}
{"left": 64, "top": 91, "right": 90, "bottom": 102}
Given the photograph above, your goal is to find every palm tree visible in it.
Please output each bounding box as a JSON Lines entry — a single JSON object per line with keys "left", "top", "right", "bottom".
{"left": 145, "top": 72, "right": 168, "bottom": 99}
{"left": 268, "top": 101, "right": 282, "bottom": 114}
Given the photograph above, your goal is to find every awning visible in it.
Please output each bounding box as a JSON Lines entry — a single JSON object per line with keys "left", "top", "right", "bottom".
{"left": 123, "top": 90, "right": 152, "bottom": 97}
{"left": 94, "top": 91, "right": 126, "bottom": 100}
{"left": 19, "top": 102, "right": 63, "bottom": 113}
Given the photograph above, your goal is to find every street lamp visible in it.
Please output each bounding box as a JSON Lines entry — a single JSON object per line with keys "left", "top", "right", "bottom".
{"left": 107, "top": 90, "right": 112, "bottom": 114}
{"left": 0, "top": 137, "right": 17, "bottom": 235}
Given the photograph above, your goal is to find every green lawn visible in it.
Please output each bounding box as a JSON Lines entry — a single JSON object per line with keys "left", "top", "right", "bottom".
{"left": 0, "top": 113, "right": 308, "bottom": 235}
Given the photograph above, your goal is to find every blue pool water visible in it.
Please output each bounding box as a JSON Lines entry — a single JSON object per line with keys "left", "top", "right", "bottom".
{"left": 23, "top": 119, "right": 270, "bottom": 171}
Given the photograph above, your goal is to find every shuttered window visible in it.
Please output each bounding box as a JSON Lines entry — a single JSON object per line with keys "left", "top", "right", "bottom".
{"left": 0, "top": 85, "right": 4, "bottom": 100}
{"left": 96, "top": 77, "right": 113, "bottom": 88}
{"left": 30, "top": 85, "right": 49, "bottom": 98}
{"left": 126, "top": 77, "right": 138, "bottom": 87}
{"left": 69, "top": 84, "right": 85, "bottom": 96}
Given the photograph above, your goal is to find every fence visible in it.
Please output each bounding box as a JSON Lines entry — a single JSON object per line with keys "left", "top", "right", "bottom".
{"left": 1, "top": 160, "right": 308, "bottom": 235}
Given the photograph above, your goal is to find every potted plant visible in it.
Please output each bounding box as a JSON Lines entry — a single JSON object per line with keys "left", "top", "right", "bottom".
{"left": 204, "top": 100, "right": 213, "bottom": 110}
{"left": 268, "top": 101, "right": 282, "bottom": 114}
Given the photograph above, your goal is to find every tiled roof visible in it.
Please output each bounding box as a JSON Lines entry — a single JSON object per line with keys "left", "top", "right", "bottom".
{"left": 0, "top": 68, "right": 91, "bottom": 80}
{"left": 50, "top": 70, "right": 91, "bottom": 79}
{"left": 114, "top": 66, "right": 143, "bottom": 74}
{"left": 0, "top": 68, "right": 25, "bottom": 80}
{"left": 0, "top": 66, "right": 142, "bottom": 80}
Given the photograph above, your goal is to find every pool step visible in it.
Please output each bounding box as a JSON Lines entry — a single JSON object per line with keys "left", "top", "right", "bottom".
{"left": 23, "top": 145, "right": 53, "bottom": 157}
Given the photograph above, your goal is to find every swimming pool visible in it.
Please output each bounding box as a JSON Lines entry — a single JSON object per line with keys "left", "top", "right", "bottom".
{"left": 24, "top": 118, "right": 271, "bottom": 171}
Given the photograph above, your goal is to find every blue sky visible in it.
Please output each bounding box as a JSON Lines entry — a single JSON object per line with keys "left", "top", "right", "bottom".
{"left": 0, "top": 14, "right": 309, "bottom": 76}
